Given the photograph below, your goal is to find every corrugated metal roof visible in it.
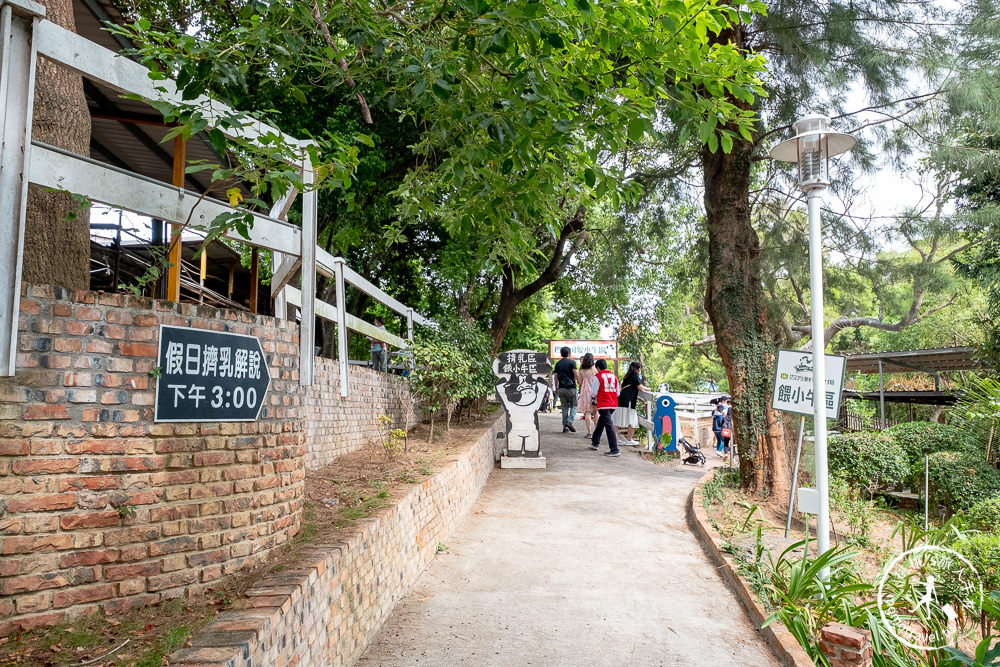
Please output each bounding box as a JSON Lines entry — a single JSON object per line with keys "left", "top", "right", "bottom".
{"left": 73, "top": 0, "right": 244, "bottom": 199}
{"left": 844, "top": 347, "right": 985, "bottom": 374}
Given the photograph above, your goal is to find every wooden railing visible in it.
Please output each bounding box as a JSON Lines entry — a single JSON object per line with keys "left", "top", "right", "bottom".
{"left": 0, "top": 0, "right": 429, "bottom": 394}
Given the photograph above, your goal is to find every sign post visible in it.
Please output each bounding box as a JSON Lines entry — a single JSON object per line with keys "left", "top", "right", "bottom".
{"left": 771, "top": 349, "right": 846, "bottom": 545}
{"left": 154, "top": 326, "right": 271, "bottom": 422}
{"left": 493, "top": 349, "right": 552, "bottom": 469}
{"left": 546, "top": 340, "right": 618, "bottom": 360}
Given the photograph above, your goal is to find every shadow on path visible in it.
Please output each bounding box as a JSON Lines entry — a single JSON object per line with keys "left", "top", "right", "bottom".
{"left": 356, "top": 412, "right": 780, "bottom": 666}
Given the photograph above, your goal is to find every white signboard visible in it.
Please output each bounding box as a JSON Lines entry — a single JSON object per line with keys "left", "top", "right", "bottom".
{"left": 547, "top": 339, "right": 618, "bottom": 360}
{"left": 770, "top": 349, "right": 846, "bottom": 419}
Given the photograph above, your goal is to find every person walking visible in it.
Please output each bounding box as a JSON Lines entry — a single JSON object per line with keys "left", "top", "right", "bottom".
{"left": 721, "top": 396, "right": 733, "bottom": 457}
{"left": 589, "top": 359, "right": 620, "bottom": 457}
{"left": 712, "top": 402, "right": 726, "bottom": 456}
{"left": 614, "top": 361, "right": 650, "bottom": 445}
{"left": 576, "top": 353, "right": 598, "bottom": 437}
{"left": 369, "top": 316, "right": 390, "bottom": 373}
{"left": 554, "top": 347, "right": 579, "bottom": 433}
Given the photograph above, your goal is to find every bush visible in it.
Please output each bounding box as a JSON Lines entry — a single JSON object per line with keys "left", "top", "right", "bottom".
{"left": 954, "top": 532, "right": 1000, "bottom": 595}
{"left": 964, "top": 496, "right": 1000, "bottom": 533}
{"left": 927, "top": 450, "right": 1000, "bottom": 514}
{"left": 828, "top": 431, "right": 908, "bottom": 496}
{"left": 884, "top": 422, "right": 983, "bottom": 487}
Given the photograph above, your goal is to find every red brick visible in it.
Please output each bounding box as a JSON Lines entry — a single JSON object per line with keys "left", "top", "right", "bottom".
{"left": 193, "top": 451, "right": 235, "bottom": 466}
{"left": 118, "top": 578, "right": 146, "bottom": 595}
{"left": 86, "top": 339, "right": 114, "bottom": 353}
{"left": 2, "top": 610, "right": 66, "bottom": 635}
{"left": 53, "top": 338, "right": 83, "bottom": 352}
{"left": 75, "top": 306, "right": 102, "bottom": 321}
{"left": 12, "top": 458, "right": 77, "bottom": 474}
{"left": 119, "top": 342, "right": 157, "bottom": 357}
{"left": 15, "top": 592, "right": 53, "bottom": 614}
{"left": 60, "top": 549, "right": 120, "bottom": 567}
{"left": 66, "top": 439, "right": 126, "bottom": 455}
{"left": 103, "top": 561, "right": 160, "bottom": 581}
{"left": 52, "top": 303, "right": 72, "bottom": 317}
{"left": 821, "top": 623, "right": 869, "bottom": 650}
{"left": 134, "top": 313, "right": 158, "bottom": 327}
{"left": 28, "top": 439, "right": 62, "bottom": 455}
{"left": 147, "top": 569, "right": 198, "bottom": 591}
{"left": 60, "top": 512, "right": 121, "bottom": 530}
{"left": 6, "top": 493, "right": 77, "bottom": 513}
{"left": 53, "top": 583, "right": 116, "bottom": 608}
{"left": 65, "top": 321, "right": 92, "bottom": 335}
{"left": 1, "top": 571, "right": 71, "bottom": 595}
{"left": 102, "top": 593, "right": 159, "bottom": 616}
{"left": 106, "top": 310, "right": 132, "bottom": 325}
{"left": 19, "top": 299, "right": 39, "bottom": 314}
{"left": 23, "top": 404, "right": 69, "bottom": 420}
{"left": 59, "top": 476, "right": 119, "bottom": 491}
{"left": 0, "top": 440, "right": 27, "bottom": 455}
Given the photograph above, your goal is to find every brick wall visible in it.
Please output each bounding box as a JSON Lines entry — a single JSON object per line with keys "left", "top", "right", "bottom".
{"left": 0, "top": 285, "right": 305, "bottom": 635}
{"left": 819, "top": 622, "right": 874, "bottom": 667}
{"left": 169, "top": 413, "right": 506, "bottom": 667}
{"left": 304, "top": 359, "right": 419, "bottom": 470}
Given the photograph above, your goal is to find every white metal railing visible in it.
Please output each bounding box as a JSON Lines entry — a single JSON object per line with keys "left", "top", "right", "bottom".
{"left": 0, "top": 0, "right": 428, "bottom": 394}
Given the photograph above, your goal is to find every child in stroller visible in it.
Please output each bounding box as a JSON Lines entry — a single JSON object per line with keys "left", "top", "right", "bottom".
{"left": 678, "top": 437, "right": 706, "bottom": 467}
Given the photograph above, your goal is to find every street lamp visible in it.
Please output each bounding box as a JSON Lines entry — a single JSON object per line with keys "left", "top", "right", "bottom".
{"left": 769, "top": 114, "right": 855, "bottom": 578}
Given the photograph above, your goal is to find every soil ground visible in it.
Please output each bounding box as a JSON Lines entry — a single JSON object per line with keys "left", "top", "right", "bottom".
{"left": 0, "top": 411, "right": 497, "bottom": 667}
{"left": 356, "top": 411, "right": 781, "bottom": 667}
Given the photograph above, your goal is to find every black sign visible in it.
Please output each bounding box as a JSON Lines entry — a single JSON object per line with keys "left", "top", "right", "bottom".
{"left": 154, "top": 325, "right": 271, "bottom": 422}
{"left": 492, "top": 349, "right": 552, "bottom": 457}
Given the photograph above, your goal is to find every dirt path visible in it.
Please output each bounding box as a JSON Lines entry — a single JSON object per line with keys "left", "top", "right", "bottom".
{"left": 356, "top": 412, "right": 781, "bottom": 666}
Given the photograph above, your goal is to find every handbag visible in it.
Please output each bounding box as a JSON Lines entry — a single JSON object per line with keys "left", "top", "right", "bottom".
{"left": 721, "top": 427, "right": 732, "bottom": 439}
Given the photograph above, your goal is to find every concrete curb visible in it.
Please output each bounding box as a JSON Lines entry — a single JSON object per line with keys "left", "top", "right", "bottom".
{"left": 687, "top": 470, "right": 816, "bottom": 667}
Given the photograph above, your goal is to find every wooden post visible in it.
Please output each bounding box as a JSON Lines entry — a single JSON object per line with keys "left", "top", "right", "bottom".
{"left": 167, "top": 136, "right": 186, "bottom": 301}
{"left": 248, "top": 248, "right": 259, "bottom": 313}
{"left": 227, "top": 261, "right": 235, "bottom": 298}
{"left": 198, "top": 243, "right": 207, "bottom": 304}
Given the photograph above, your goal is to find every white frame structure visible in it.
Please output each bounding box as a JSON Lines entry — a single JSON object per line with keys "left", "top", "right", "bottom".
{"left": 0, "top": 0, "right": 429, "bottom": 393}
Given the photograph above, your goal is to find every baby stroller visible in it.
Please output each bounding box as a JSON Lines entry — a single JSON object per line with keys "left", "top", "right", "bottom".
{"left": 678, "top": 437, "right": 706, "bottom": 467}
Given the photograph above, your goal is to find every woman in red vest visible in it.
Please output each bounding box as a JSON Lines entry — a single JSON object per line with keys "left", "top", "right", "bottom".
{"left": 588, "top": 359, "right": 621, "bottom": 457}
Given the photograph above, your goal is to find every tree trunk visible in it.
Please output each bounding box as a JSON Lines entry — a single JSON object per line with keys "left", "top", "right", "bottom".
{"left": 702, "top": 135, "right": 787, "bottom": 497}
{"left": 23, "top": 0, "right": 91, "bottom": 290}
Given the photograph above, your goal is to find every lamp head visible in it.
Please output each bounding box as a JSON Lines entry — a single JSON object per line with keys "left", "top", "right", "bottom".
{"left": 769, "top": 113, "right": 856, "bottom": 192}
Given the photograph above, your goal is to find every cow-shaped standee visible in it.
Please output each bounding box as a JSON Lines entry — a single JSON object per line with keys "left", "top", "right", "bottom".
{"left": 653, "top": 394, "right": 678, "bottom": 453}
{"left": 493, "top": 349, "right": 551, "bottom": 458}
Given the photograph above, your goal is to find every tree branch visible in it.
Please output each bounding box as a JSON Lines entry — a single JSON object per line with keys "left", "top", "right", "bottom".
{"left": 310, "top": 0, "right": 373, "bottom": 124}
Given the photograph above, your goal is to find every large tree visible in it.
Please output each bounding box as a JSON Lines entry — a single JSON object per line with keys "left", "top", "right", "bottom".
{"left": 117, "top": 0, "right": 767, "bottom": 353}
{"left": 23, "top": 0, "right": 91, "bottom": 289}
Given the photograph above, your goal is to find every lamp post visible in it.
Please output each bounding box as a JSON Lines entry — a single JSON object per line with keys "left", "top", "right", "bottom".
{"left": 769, "top": 114, "right": 855, "bottom": 578}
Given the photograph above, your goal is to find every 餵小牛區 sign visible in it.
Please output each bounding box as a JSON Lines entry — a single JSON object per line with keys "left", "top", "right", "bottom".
{"left": 154, "top": 325, "right": 270, "bottom": 422}
{"left": 547, "top": 339, "right": 618, "bottom": 360}
{"left": 770, "top": 349, "right": 846, "bottom": 419}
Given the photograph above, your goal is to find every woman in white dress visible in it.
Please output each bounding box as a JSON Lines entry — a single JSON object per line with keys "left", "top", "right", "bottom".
{"left": 614, "top": 361, "right": 650, "bottom": 445}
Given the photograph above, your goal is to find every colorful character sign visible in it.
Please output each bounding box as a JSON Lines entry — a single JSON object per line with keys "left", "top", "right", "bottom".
{"left": 652, "top": 394, "right": 678, "bottom": 452}
{"left": 493, "top": 349, "right": 552, "bottom": 457}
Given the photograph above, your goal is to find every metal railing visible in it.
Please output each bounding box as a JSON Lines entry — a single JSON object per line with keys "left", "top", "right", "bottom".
{"left": 0, "top": 0, "right": 429, "bottom": 394}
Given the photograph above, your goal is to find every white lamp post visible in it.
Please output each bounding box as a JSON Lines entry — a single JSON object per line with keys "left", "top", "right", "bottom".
{"left": 769, "top": 114, "right": 855, "bottom": 578}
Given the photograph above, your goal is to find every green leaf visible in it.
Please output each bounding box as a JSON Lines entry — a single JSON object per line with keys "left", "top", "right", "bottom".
{"left": 627, "top": 119, "right": 645, "bottom": 142}
{"left": 584, "top": 168, "right": 596, "bottom": 188}
{"left": 575, "top": 0, "right": 591, "bottom": 11}
{"left": 720, "top": 133, "right": 733, "bottom": 153}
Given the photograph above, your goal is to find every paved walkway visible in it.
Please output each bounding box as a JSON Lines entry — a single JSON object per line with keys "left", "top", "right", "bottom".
{"left": 357, "top": 412, "right": 780, "bottom": 666}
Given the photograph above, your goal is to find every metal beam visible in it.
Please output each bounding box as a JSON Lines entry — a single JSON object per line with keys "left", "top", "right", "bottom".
{"left": 0, "top": 2, "right": 41, "bottom": 375}
{"left": 89, "top": 136, "right": 131, "bottom": 170}
{"left": 299, "top": 155, "right": 317, "bottom": 386}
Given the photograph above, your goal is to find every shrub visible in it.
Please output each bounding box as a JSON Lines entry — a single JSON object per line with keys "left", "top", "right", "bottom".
{"left": 964, "top": 496, "right": 1000, "bottom": 533}
{"left": 828, "top": 431, "right": 908, "bottom": 496}
{"left": 954, "top": 532, "right": 1000, "bottom": 595}
{"left": 885, "top": 422, "right": 983, "bottom": 487}
{"left": 927, "top": 450, "right": 1000, "bottom": 514}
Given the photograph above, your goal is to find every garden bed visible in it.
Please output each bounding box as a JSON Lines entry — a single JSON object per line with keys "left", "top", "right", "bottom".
{"left": 0, "top": 410, "right": 499, "bottom": 667}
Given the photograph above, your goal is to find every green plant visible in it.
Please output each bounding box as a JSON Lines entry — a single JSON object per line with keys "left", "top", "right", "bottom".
{"left": 928, "top": 451, "right": 1000, "bottom": 514}
{"left": 956, "top": 534, "right": 1000, "bottom": 599}
{"left": 828, "top": 431, "right": 908, "bottom": 497}
{"left": 966, "top": 497, "right": 1000, "bottom": 533}
{"left": 884, "top": 422, "right": 983, "bottom": 488}
{"left": 372, "top": 414, "right": 408, "bottom": 460}
{"left": 418, "top": 458, "right": 434, "bottom": 476}
{"left": 702, "top": 472, "right": 726, "bottom": 508}
{"left": 113, "top": 494, "right": 137, "bottom": 520}
{"left": 437, "top": 542, "right": 448, "bottom": 553}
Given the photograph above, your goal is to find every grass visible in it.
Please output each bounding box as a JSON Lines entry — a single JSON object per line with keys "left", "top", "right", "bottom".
{"left": 0, "top": 598, "right": 216, "bottom": 667}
